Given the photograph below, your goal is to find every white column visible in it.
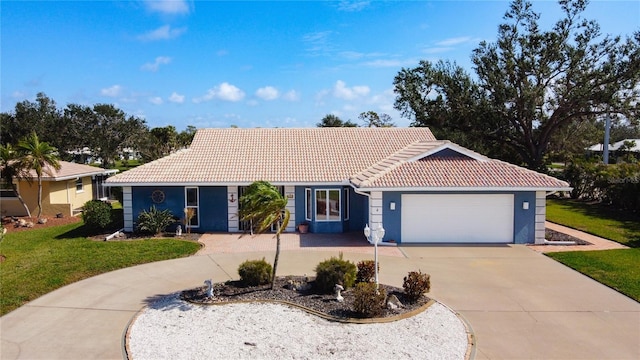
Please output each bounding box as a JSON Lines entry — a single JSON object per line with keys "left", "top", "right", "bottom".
{"left": 284, "top": 186, "right": 296, "bottom": 232}
{"left": 370, "top": 191, "right": 383, "bottom": 230}
{"left": 122, "top": 186, "right": 133, "bottom": 232}
{"left": 535, "top": 191, "right": 546, "bottom": 244}
{"left": 227, "top": 186, "right": 239, "bottom": 232}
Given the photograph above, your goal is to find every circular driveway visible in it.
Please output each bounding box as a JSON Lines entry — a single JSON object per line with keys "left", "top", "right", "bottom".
{"left": 1, "top": 244, "right": 639, "bottom": 359}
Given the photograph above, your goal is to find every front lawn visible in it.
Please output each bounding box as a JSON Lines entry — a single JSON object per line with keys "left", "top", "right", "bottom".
{"left": 547, "top": 249, "right": 640, "bottom": 302}
{"left": 0, "top": 222, "right": 201, "bottom": 316}
{"left": 545, "top": 198, "right": 639, "bottom": 302}
{"left": 546, "top": 198, "right": 640, "bottom": 247}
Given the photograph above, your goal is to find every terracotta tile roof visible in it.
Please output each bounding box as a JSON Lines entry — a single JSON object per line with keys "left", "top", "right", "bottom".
{"left": 29, "top": 161, "right": 116, "bottom": 181}
{"left": 106, "top": 128, "right": 437, "bottom": 184}
{"left": 350, "top": 141, "right": 571, "bottom": 190}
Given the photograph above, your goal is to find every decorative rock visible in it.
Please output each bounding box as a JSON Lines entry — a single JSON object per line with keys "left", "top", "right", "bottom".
{"left": 38, "top": 218, "right": 48, "bottom": 224}
{"left": 386, "top": 294, "right": 405, "bottom": 310}
{"left": 285, "top": 279, "right": 311, "bottom": 292}
{"left": 56, "top": 213, "right": 64, "bottom": 218}
{"left": 17, "top": 219, "right": 27, "bottom": 227}
{"left": 25, "top": 221, "right": 34, "bottom": 228}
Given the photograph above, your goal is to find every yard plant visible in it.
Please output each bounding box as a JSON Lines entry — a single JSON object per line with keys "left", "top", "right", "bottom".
{"left": 0, "top": 221, "right": 200, "bottom": 316}
{"left": 136, "top": 206, "right": 175, "bottom": 235}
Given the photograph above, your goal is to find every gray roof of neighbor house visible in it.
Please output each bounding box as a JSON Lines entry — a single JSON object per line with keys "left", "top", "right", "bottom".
{"left": 22, "top": 161, "right": 117, "bottom": 181}
{"left": 587, "top": 139, "right": 640, "bottom": 152}
{"left": 106, "top": 127, "right": 570, "bottom": 191}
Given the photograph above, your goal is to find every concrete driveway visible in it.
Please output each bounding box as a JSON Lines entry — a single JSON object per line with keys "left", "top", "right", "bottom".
{"left": 1, "top": 245, "right": 639, "bottom": 359}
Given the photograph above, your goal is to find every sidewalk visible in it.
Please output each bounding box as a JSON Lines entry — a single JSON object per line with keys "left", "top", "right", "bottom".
{"left": 527, "top": 221, "right": 629, "bottom": 253}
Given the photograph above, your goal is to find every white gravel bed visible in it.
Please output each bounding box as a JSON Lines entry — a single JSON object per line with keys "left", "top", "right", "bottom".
{"left": 127, "top": 294, "right": 470, "bottom": 360}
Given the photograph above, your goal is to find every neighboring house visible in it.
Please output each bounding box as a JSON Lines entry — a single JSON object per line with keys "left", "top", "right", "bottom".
{"left": 105, "top": 128, "right": 570, "bottom": 244}
{"left": 1, "top": 161, "right": 117, "bottom": 217}
{"left": 587, "top": 139, "right": 640, "bottom": 154}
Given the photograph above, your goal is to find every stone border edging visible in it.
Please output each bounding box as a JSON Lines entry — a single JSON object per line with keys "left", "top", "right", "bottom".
{"left": 124, "top": 295, "right": 475, "bottom": 360}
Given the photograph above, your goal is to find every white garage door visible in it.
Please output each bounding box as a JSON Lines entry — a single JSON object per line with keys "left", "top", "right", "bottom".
{"left": 401, "top": 194, "right": 514, "bottom": 243}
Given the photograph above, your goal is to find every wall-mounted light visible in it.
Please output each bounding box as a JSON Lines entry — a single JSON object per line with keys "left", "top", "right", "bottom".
{"left": 522, "top": 201, "right": 529, "bottom": 210}
{"left": 390, "top": 202, "right": 396, "bottom": 210}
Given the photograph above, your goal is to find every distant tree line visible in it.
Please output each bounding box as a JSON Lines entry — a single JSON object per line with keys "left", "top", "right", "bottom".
{"left": 0, "top": 92, "right": 197, "bottom": 168}
{"left": 316, "top": 111, "right": 396, "bottom": 128}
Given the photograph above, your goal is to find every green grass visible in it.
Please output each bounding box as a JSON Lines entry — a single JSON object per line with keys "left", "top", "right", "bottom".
{"left": 546, "top": 198, "right": 640, "bottom": 247}
{"left": 0, "top": 222, "right": 201, "bottom": 316}
{"left": 545, "top": 198, "right": 640, "bottom": 302}
{"left": 547, "top": 249, "right": 640, "bottom": 302}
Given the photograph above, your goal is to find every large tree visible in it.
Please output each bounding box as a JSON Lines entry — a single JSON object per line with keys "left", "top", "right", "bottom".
{"left": 358, "top": 111, "right": 396, "bottom": 127}
{"left": 16, "top": 132, "right": 61, "bottom": 218}
{"left": 237, "top": 181, "right": 290, "bottom": 289}
{"left": 316, "top": 114, "right": 358, "bottom": 127}
{"left": 394, "top": 0, "right": 639, "bottom": 171}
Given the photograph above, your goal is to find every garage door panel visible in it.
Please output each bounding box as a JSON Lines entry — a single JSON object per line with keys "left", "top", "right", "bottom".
{"left": 401, "top": 194, "right": 514, "bottom": 243}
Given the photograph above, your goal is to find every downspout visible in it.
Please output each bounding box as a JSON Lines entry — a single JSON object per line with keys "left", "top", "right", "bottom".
{"left": 351, "top": 187, "right": 374, "bottom": 244}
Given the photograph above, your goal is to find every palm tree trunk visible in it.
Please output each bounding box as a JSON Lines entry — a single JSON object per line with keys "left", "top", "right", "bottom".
{"left": 271, "top": 231, "right": 281, "bottom": 290}
{"left": 37, "top": 177, "right": 43, "bottom": 218}
{"left": 12, "top": 184, "right": 31, "bottom": 218}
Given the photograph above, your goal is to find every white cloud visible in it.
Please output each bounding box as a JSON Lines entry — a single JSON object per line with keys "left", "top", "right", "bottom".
{"left": 337, "top": 1, "right": 370, "bottom": 12}
{"left": 302, "top": 31, "right": 334, "bottom": 56}
{"left": 149, "top": 97, "right": 163, "bottom": 105}
{"left": 361, "top": 58, "right": 418, "bottom": 68}
{"left": 333, "top": 80, "right": 369, "bottom": 100}
{"left": 256, "top": 86, "right": 279, "bottom": 101}
{"left": 141, "top": 56, "right": 172, "bottom": 72}
{"left": 436, "top": 36, "right": 473, "bottom": 47}
{"left": 283, "top": 90, "right": 300, "bottom": 102}
{"left": 137, "top": 25, "right": 187, "bottom": 41}
{"left": 144, "top": 0, "right": 190, "bottom": 15}
{"left": 193, "top": 82, "right": 245, "bottom": 103}
{"left": 168, "top": 92, "right": 185, "bottom": 103}
{"left": 101, "top": 85, "right": 122, "bottom": 97}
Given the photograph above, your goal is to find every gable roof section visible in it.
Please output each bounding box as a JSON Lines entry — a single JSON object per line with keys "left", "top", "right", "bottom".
{"left": 350, "top": 141, "right": 571, "bottom": 191}
{"left": 28, "top": 161, "right": 117, "bottom": 181}
{"left": 106, "top": 128, "right": 437, "bottom": 185}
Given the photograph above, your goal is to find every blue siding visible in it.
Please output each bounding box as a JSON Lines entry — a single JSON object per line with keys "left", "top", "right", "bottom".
{"left": 131, "top": 186, "right": 227, "bottom": 233}
{"left": 132, "top": 187, "right": 185, "bottom": 231}
{"left": 381, "top": 191, "right": 537, "bottom": 244}
{"left": 293, "top": 185, "right": 367, "bottom": 234}
{"left": 198, "top": 187, "right": 228, "bottom": 232}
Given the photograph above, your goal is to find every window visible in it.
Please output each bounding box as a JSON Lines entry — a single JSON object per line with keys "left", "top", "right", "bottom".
{"left": 185, "top": 187, "right": 199, "bottom": 227}
{"left": 75, "top": 178, "right": 84, "bottom": 192}
{"left": 344, "top": 188, "right": 349, "bottom": 220}
{"left": 305, "top": 188, "right": 312, "bottom": 221}
{"left": 315, "top": 189, "right": 340, "bottom": 221}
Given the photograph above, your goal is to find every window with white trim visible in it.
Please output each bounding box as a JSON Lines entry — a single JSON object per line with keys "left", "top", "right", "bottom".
{"left": 185, "top": 187, "right": 199, "bottom": 228}
{"left": 344, "top": 188, "right": 349, "bottom": 220}
{"left": 305, "top": 188, "right": 312, "bottom": 221}
{"left": 75, "top": 178, "right": 84, "bottom": 192}
{"left": 315, "top": 189, "right": 340, "bottom": 221}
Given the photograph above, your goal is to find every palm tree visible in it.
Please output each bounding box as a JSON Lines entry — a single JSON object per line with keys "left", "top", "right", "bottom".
{"left": 16, "top": 132, "right": 61, "bottom": 218}
{"left": 238, "top": 181, "right": 290, "bottom": 289}
{"left": 0, "top": 143, "right": 32, "bottom": 217}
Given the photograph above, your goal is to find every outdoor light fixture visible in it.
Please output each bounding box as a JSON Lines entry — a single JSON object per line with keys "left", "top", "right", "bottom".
{"left": 523, "top": 201, "right": 529, "bottom": 210}
{"left": 364, "top": 223, "right": 385, "bottom": 290}
{"left": 389, "top": 202, "right": 396, "bottom": 210}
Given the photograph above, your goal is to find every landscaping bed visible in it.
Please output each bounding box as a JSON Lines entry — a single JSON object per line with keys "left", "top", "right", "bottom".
{"left": 181, "top": 276, "right": 430, "bottom": 320}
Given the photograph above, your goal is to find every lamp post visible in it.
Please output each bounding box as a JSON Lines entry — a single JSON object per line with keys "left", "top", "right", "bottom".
{"left": 364, "top": 223, "right": 385, "bottom": 289}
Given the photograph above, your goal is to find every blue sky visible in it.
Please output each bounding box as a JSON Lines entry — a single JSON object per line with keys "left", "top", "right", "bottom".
{"left": 2, "top": 1, "right": 638, "bottom": 130}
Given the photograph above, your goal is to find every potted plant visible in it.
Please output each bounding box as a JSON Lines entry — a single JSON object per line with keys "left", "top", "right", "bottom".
{"left": 298, "top": 221, "right": 309, "bottom": 234}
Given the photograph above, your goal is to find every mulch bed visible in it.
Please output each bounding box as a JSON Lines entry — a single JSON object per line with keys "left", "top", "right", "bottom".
{"left": 545, "top": 228, "right": 590, "bottom": 245}
{"left": 181, "top": 276, "right": 430, "bottom": 320}
{"left": 2, "top": 215, "right": 82, "bottom": 233}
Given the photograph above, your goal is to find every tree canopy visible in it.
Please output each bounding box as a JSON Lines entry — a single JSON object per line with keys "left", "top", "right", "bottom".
{"left": 394, "top": 0, "right": 639, "bottom": 170}
{"left": 316, "top": 114, "right": 358, "bottom": 127}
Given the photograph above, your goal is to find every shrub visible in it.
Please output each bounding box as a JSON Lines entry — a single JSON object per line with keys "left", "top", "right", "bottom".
{"left": 353, "top": 282, "right": 387, "bottom": 318}
{"left": 314, "top": 253, "right": 357, "bottom": 294}
{"left": 238, "top": 258, "right": 273, "bottom": 286}
{"left": 136, "top": 206, "right": 175, "bottom": 235}
{"left": 356, "top": 260, "right": 379, "bottom": 283}
{"left": 403, "top": 270, "right": 431, "bottom": 303}
{"left": 82, "top": 200, "right": 112, "bottom": 230}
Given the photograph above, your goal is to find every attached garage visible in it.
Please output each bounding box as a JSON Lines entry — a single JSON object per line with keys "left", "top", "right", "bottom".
{"left": 401, "top": 194, "right": 515, "bottom": 243}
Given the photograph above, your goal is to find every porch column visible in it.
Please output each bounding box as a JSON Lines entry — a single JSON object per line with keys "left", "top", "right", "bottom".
{"left": 284, "top": 186, "right": 295, "bottom": 232}
{"left": 227, "top": 186, "right": 239, "bottom": 232}
{"left": 535, "top": 191, "right": 546, "bottom": 244}
{"left": 369, "top": 191, "right": 383, "bottom": 231}
{"left": 122, "top": 186, "right": 133, "bottom": 232}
